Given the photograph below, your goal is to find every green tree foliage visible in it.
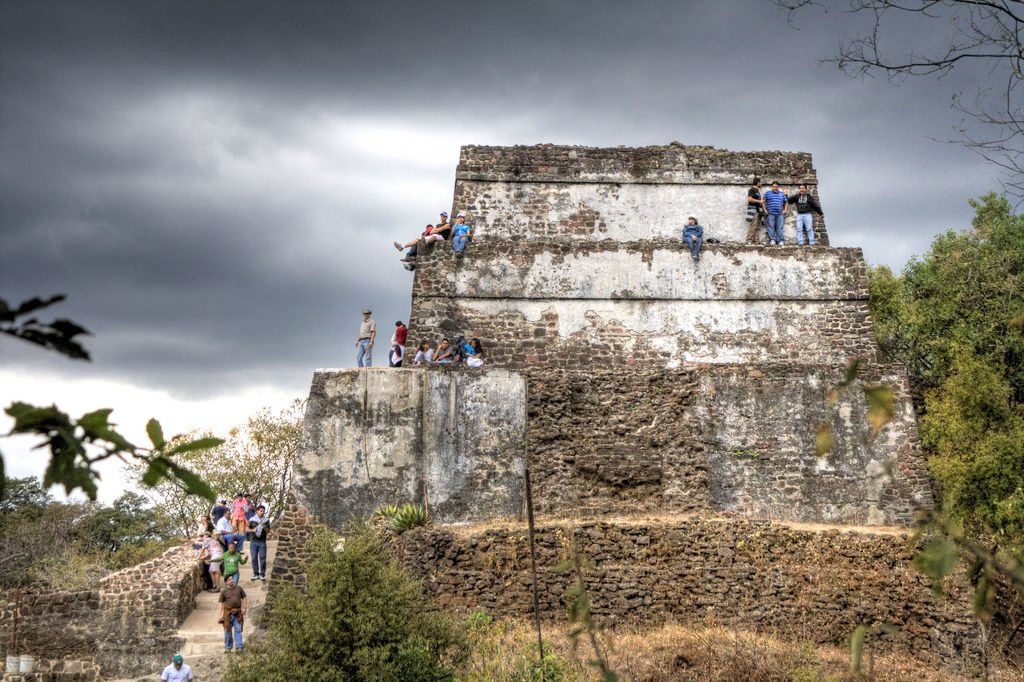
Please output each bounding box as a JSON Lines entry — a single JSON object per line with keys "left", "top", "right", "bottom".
{"left": 222, "top": 525, "right": 465, "bottom": 682}
{"left": 130, "top": 401, "right": 303, "bottom": 536}
{"left": 0, "top": 477, "right": 176, "bottom": 587}
{"left": 867, "top": 193, "right": 1024, "bottom": 547}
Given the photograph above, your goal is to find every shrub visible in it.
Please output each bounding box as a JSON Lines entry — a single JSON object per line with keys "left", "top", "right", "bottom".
{"left": 373, "top": 502, "right": 429, "bottom": 535}
{"left": 222, "top": 524, "right": 464, "bottom": 682}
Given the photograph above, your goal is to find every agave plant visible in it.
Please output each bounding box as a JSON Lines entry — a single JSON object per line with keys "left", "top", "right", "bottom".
{"left": 389, "top": 503, "right": 429, "bottom": 534}
{"left": 373, "top": 503, "right": 400, "bottom": 521}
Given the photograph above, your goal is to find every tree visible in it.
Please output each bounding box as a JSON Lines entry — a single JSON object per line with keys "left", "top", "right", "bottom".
{"left": 130, "top": 401, "right": 304, "bottom": 536}
{"left": 1, "top": 294, "right": 221, "bottom": 503}
{"left": 222, "top": 526, "right": 465, "bottom": 682}
{"left": 868, "top": 193, "right": 1024, "bottom": 543}
{"left": 777, "top": 1, "right": 1024, "bottom": 197}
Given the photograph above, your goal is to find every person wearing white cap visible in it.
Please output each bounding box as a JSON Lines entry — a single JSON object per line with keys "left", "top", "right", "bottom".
{"left": 393, "top": 211, "right": 452, "bottom": 270}
{"left": 451, "top": 212, "right": 474, "bottom": 257}
{"left": 355, "top": 309, "right": 376, "bottom": 367}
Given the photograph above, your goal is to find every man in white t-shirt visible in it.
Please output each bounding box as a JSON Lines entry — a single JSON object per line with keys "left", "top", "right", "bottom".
{"left": 160, "top": 654, "right": 192, "bottom": 681}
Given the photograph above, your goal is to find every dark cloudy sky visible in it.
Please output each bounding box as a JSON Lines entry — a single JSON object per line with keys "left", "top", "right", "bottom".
{"left": 0, "top": 1, "right": 1004, "bottom": 496}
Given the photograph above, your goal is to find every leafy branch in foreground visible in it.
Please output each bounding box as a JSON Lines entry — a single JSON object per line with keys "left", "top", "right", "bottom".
{"left": 556, "top": 549, "right": 619, "bottom": 682}
{"left": 5, "top": 403, "right": 220, "bottom": 503}
{"left": 0, "top": 295, "right": 91, "bottom": 360}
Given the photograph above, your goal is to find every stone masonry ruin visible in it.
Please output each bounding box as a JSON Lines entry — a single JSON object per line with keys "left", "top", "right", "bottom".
{"left": 1, "top": 144, "right": 976, "bottom": 680}
{"left": 276, "top": 144, "right": 981, "bottom": 669}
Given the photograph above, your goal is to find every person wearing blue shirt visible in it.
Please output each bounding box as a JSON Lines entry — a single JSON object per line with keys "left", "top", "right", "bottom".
{"left": 762, "top": 182, "right": 788, "bottom": 245}
{"left": 682, "top": 216, "right": 704, "bottom": 260}
{"left": 451, "top": 212, "right": 474, "bottom": 256}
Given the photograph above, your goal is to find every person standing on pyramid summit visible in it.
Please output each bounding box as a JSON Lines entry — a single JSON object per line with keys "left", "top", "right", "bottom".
{"left": 762, "top": 181, "right": 789, "bottom": 245}
{"left": 789, "top": 184, "right": 824, "bottom": 245}
{"left": 356, "top": 308, "right": 376, "bottom": 367}
{"left": 745, "top": 177, "right": 765, "bottom": 243}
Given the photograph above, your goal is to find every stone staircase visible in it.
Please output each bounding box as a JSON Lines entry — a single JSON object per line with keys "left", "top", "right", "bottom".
{"left": 108, "top": 540, "right": 277, "bottom": 681}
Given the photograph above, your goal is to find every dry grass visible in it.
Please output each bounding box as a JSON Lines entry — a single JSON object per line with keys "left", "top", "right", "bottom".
{"left": 458, "top": 617, "right": 1017, "bottom": 681}
{"left": 443, "top": 512, "right": 911, "bottom": 539}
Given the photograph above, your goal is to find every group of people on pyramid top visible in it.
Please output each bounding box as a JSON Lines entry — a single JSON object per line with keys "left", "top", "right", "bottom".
{"left": 354, "top": 310, "right": 485, "bottom": 368}
{"left": 745, "top": 177, "right": 824, "bottom": 246}
{"left": 393, "top": 209, "right": 474, "bottom": 271}
{"left": 681, "top": 178, "right": 824, "bottom": 261}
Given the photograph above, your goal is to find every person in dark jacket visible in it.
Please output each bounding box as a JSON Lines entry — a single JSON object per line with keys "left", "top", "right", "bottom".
{"left": 745, "top": 177, "right": 765, "bottom": 244}
{"left": 789, "top": 184, "right": 824, "bottom": 245}
{"left": 682, "top": 217, "right": 704, "bottom": 260}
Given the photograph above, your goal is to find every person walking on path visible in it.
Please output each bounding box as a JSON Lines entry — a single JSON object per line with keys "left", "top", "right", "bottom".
{"left": 745, "top": 177, "right": 765, "bottom": 243}
{"left": 763, "top": 182, "right": 789, "bottom": 245}
{"left": 451, "top": 213, "right": 474, "bottom": 256}
{"left": 682, "top": 216, "right": 704, "bottom": 260}
{"left": 221, "top": 541, "right": 248, "bottom": 586}
{"left": 218, "top": 574, "right": 247, "bottom": 653}
{"left": 789, "top": 184, "right": 824, "bottom": 245}
{"left": 160, "top": 654, "right": 193, "bottom": 681}
{"left": 247, "top": 505, "right": 270, "bottom": 581}
{"left": 205, "top": 533, "right": 225, "bottom": 591}
{"left": 356, "top": 309, "right": 376, "bottom": 367}
{"left": 210, "top": 499, "right": 229, "bottom": 524}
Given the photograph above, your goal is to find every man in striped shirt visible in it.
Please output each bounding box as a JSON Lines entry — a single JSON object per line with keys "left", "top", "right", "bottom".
{"left": 763, "top": 182, "right": 788, "bottom": 245}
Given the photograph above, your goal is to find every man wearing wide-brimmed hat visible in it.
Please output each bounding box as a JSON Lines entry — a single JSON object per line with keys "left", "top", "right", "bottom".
{"left": 356, "top": 308, "right": 376, "bottom": 367}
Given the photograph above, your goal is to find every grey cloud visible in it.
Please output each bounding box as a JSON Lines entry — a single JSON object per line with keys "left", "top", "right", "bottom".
{"left": 0, "top": 0, "right": 1007, "bottom": 398}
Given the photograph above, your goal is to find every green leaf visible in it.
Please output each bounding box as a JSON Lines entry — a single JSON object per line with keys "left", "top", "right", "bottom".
{"left": 146, "top": 418, "right": 165, "bottom": 449}
{"left": 141, "top": 457, "right": 170, "bottom": 487}
{"left": 864, "top": 385, "right": 895, "bottom": 435}
{"left": 78, "top": 408, "right": 135, "bottom": 450}
{"left": 913, "top": 536, "right": 960, "bottom": 597}
{"left": 849, "top": 624, "right": 867, "bottom": 674}
{"left": 843, "top": 358, "right": 862, "bottom": 386}
{"left": 166, "top": 460, "right": 215, "bottom": 502}
{"left": 166, "top": 437, "right": 223, "bottom": 455}
{"left": 972, "top": 574, "right": 995, "bottom": 621}
{"left": 815, "top": 423, "right": 834, "bottom": 457}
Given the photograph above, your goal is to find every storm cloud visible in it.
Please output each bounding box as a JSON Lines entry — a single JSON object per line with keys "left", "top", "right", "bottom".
{"left": 0, "top": 0, "right": 1002, "bottom": 400}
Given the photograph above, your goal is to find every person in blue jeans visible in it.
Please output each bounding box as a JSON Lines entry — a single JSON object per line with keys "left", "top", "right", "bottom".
{"left": 789, "top": 184, "right": 824, "bottom": 245}
{"left": 451, "top": 213, "right": 474, "bottom": 256}
{"left": 247, "top": 505, "right": 270, "bottom": 581}
{"left": 762, "top": 181, "right": 788, "bottom": 245}
{"left": 355, "top": 309, "right": 376, "bottom": 367}
{"left": 682, "top": 216, "right": 704, "bottom": 260}
{"left": 219, "top": 574, "right": 246, "bottom": 652}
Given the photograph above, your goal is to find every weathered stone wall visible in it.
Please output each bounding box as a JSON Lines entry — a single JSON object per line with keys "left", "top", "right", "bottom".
{"left": 453, "top": 144, "right": 827, "bottom": 244}
{"left": 293, "top": 368, "right": 526, "bottom": 527}
{"left": 524, "top": 365, "right": 932, "bottom": 526}
{"left": 0, "top": 545, "right": 204, "bottom": 679}
{"left": 393, "top": 518, "right": 980, "bottom": 665}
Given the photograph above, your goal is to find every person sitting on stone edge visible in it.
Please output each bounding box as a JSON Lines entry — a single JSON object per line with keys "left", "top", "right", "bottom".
{"left": 218, "top": 574, "right": 247, "bottom": 653}
{"left": 221, "top": 540, "right": 248, "bottom": 586}
{"left": 395, "top": 210, "right": 453, "bottom": 266}
{"left": 451, "top": 212, "right": 474, "bottom": 256}
{"left": 160, "top": 654, "right": 193, "bottom": 682}
{"left": 789, "top": 183, "right": 824, "bottom": 245}
{"left": 412, "top": 340, "right": 434, "bottom": 365}
{"left": 433, "top": 338, "right": 454, "bottom": 365}
{"left": 465, "top": 337, "right": 485, "bottom": 367}
{"left": 682, "top": 216, "right": 704, "bottom": 260}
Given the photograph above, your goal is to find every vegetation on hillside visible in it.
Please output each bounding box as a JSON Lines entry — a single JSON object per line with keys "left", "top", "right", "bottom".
{"left": 0, "top": 476, "right": 177, "bottom": 589}
{"left": 222, "top": 525, "right": 466, "bottom": 682}
{"left": 868, "top": 193, "right": 1024, "bottom": 549}
{"left": 128, "top": 401, "right": 304, "bottom": 536}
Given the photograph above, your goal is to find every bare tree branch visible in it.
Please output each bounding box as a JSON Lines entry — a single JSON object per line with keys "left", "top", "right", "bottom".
{"left": 777, "top": 0, "right": 1024, "bottom": 199}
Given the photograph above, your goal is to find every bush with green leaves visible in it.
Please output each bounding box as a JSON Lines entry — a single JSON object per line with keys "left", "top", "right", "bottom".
{"left": 221, "top": 524, "right": 464, "bottom": 682}
{"left": 867, "top": 193, "right": 1024, "bottom": 549}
